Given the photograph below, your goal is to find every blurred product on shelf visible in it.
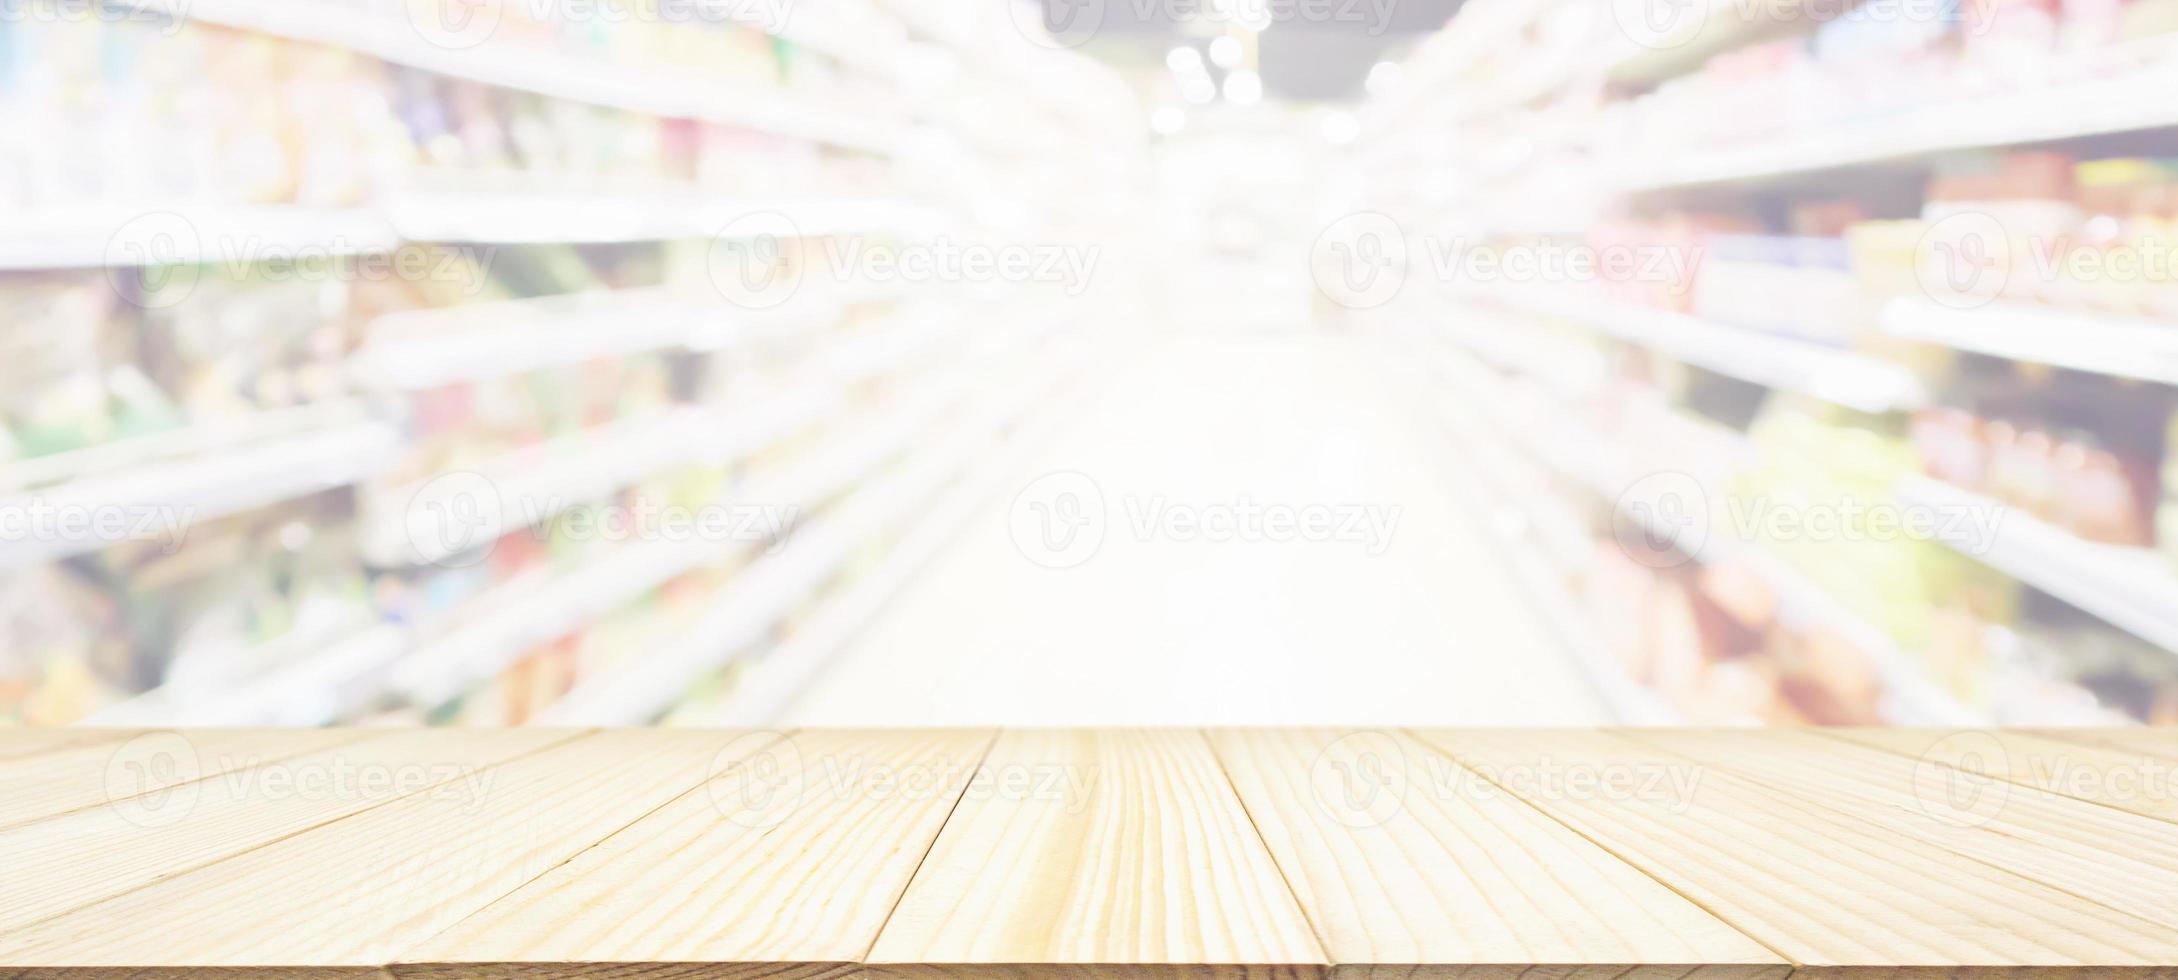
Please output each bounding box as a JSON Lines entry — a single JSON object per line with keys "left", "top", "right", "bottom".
{"left": 1909, "top": 379, "right": 2170, "bottom": 550}
{"left": 2165, "top": 411, "right": 2178, "bottom": 565}
{"left": 0, "top": 273, "right": 155, "bottom": 462}
{"left": 1855, "top": 153, "right": 2178, "bottom": 316}
{"left": 1608, "top": 0, "right": 2178, "bottom": 166}
{"left": 0, "top": 7, "right": 889, "bottom": 212}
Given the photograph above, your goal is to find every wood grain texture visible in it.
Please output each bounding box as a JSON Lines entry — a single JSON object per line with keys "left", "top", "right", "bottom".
{"left": 2033, "top": 729, "right": 2178, "bottom": 764}
{"left": 0, "top": 729, "right": 755, "bottom": 978}
{"left": 0, "top": 727, "right": 573, "bottom": 933}
{"left": 1412, "top": 730, "right": 2178, "bottom": 974}
{"left": 1822, "top": 728, "right": 2178, "bottom": 826}
{"left": 1625, "top": 730, "right": 2178, "bottom": 929}
{"left": 865, "top": 729, "right": 1328, "bottom": 979}
{"left": 0, "top": 728, "right": 368, "bottom": 831}
{"left": 394, "top": 729, "right": 996, "bottom": 980}
{"left": 1204, "top": 729, "right": 1784, "bottom": 980}
{"left": 0, "top": 728, "right": 129, "bottom": 763}
{"left": 3, "top": 729, "right": 2178, "bottom": 980}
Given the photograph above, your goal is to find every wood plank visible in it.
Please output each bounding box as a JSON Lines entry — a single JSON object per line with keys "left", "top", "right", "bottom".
{"left": 0, "top": 727, "right": 574, "bottom": 934}
{"left": 0, "top": 728, "right": 370, "bottom": 832}
{"left": 0, "top": 728, "right": 131, "bottom": 763}
{"left": 1412, "top": 730, "right": 2178, "bottom": 976}
{"left": 0, "top": 729, "right": 770, "bottom": 978}
{"left": 1627, "top": 730, "right": 2178, "bottom": 928}
{"left": 865, "top": 729, "right": 1327, "bottom": 980}
{"left": 1821, "top": 728, "right": 2178, "bottom": 826}
{"left": 1205, "top": 729, "right": 1785, "bottom": 980}
{"left": 392, "top": 729, "right": 996, "bottom": 980}
{"left": 2033, "top": 728, "right": 2178, "bottom": 764}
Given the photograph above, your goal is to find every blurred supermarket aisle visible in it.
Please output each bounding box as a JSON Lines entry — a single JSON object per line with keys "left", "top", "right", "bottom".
{"left": 780, "top": 328, "right": 1613, "bottom": 726}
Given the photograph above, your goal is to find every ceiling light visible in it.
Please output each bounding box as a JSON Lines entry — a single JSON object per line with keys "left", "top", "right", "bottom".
{"left": 1365, "top": 61, "right": 1403, "bottom": 98}
{"left": 1208, "top": 35, "right": 1244, "bottom": 69}
{"left": 1320, "top": 110, "right": 1360, "bottom": 145}
{"left": 1222, "top": 69, "right": 1262, "bottom": 105}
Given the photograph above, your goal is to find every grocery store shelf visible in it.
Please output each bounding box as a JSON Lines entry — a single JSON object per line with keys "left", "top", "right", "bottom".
{"left": 1441, "top": 308, "right": 1610, "bottom": 397}
{"left": 1, "top": 418, "right": 401, "bottom": 572}
{"left": 0, "top": 205, "right": 397, "bottom": 271}
{"left": 1406, "top": 342, "right": 1682, "bottom": 725}
{"left": 83, "top": 625, "right": 411, "bottom": 727}
{"left": 1418, "top": 333, "right": 1977, "bottom": 725}
{"left": 154, "top": 0, "right": 906, "bottom": 155}
{"left": 391, "top": 361, "right": 989, "bottom": 710}
{"left": 1881, "top": 298, "right": 2178, "bottom": 386}
{"left": 687, "top": 335, "right": 1099, "bottom": 726}
{"left": 1898, "top": 476, "right": 2178, "bottom": 657}
{"left": 1735, "top": 548, "right": 1989, "bottom": 725}
{"left": 382, "top": 188, "right": 717, "bottom": 245}
{"left": 538, "top": 348, "right": 1058, "bottom": 725}
{"left": 1491, "top": 290, "right": 1930, "bottom": 413}
{"left": 350, "top": 290, "right": 704, "bottom": 391}
{"left": 1623, "top": 56, "right": 2178, "bottom": 191}
{"left": 383, "top": 191, "right": 946, "bottom": 245}
{"left": 358, "top": 308, "right": 966, "bottom": 567}
{"left": 360, "top": 391, "right": 835, "bottom": 568}
{"left": 0, "top": 195, "right": 942, "bottom": 270}
{"left": 1602, "top": 0, "right": 1830, "bottom": 90}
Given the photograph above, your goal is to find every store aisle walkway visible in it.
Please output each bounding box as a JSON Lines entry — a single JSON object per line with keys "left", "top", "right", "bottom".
{"left": 781, "top": 330, "right": 1612, "bottom": 726}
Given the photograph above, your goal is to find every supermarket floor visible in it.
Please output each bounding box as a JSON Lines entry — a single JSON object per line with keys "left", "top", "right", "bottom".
{"left": 779, "top": 325, "right": 1614, "bottom": 726}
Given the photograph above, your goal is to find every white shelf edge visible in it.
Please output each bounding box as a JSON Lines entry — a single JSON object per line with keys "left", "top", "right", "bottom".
{"left": 1898, "top": 475, "right": 2178, "bottom": 657}
{"left": 1622, "top": 57, "right": 2178, "bottom": 191}
{"left": 0, "top": 420, "right": 401, "bottom": 572}
{"left": 1881, "top": 298, "right": 2178, "bottom": 386}
{"left": 81, "top": 625, "right": 413, "bottom": 727}
{"left": 0, "top": 205, "right": 398, "bottom": 271}
{"left": 1491, "top": 289, "right": 1930, "bottom": 413}
{"left": 351, "top": 290, "right": 701, "bottom": 391}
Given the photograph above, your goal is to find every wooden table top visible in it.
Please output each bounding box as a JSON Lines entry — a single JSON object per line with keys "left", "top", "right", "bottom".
{"left": 1, "top": 728, "right": 2175, "bottom": 979}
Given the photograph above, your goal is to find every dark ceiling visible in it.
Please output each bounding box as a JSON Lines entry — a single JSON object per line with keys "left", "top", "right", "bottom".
{"left": 1025, "top": 0, "right": 1466, "bottom": 101}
